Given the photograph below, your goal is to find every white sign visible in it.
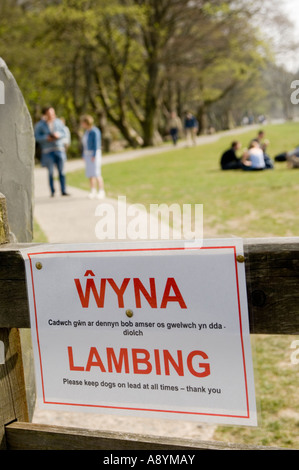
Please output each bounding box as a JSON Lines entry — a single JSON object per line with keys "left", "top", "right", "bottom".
{"left": 22, "top": 239, "right": 257, "bottom": 426}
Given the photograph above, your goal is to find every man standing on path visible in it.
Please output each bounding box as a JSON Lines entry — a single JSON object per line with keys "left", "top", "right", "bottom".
{"left": 35, "top": 106, "right": 70, "bottom": 197}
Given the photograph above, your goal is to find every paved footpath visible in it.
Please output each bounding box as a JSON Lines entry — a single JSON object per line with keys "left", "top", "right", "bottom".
{"left": 34, "top": 159, "right": 179, "bottom": 243}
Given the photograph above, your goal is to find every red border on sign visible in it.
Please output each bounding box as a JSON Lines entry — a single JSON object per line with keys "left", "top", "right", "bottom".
{"left": 27, "top": 245, "right": 251, "bottom": 420}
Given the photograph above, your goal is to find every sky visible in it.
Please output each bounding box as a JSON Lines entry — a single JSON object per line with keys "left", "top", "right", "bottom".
{"left": 275, "top": 0, "right": 299, "bottom": 71}
{"left": 284, "top": 0, "right": 299, "bottom": 32}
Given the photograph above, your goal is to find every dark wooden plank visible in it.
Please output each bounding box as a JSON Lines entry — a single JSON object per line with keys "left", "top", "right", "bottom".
{"left": 0, "top": 238, "right": 298, "bottom": 333}
{"left": 0, "top": 280, "right": 30, "bottom": 329}
{"left": 5, "top": 421, "right": 287, "bottom": 450}
{"left": 0, "top": 249, "right": 28, "bottom": 280}
{"left": 0, "top": 244, "right": 40, "bottom": 328}
{"left": 244, "top": 238, "right": 299, "bottom": 334}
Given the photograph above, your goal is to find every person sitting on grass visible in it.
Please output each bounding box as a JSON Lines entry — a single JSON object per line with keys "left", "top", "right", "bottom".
{"left": 286, "top": 147, "right": 299, "bottom": 168}
{"left": 220, "top": 141, "right": 243, "bottom": 170}
{"left": 250, "top": 131, "right": 274, "bottom": 169}
{"left": 242, "top": 140, "right": 266, "bottom": 171}
{"left": 274, "top": 145, "right": 299, "bottom": 166}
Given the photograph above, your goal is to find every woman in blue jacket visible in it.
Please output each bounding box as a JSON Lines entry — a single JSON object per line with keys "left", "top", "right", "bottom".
{"left": 80, "top": 115, "right": 105, "bottom": 199}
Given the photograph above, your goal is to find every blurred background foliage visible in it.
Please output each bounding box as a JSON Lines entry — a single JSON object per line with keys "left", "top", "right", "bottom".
{"left": 1, "top": 0, "right": 298, "bottom": 152}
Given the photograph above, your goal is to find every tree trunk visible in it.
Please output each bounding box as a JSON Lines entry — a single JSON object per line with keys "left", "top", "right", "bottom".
{"left": 94, "top": 70, "right": 143, "bottom": 148}
{"left": 142, "top": 59, "right": 160, "bottom": 147}
{"left": 197, "top": 103, "right": 209, "bottom": 135}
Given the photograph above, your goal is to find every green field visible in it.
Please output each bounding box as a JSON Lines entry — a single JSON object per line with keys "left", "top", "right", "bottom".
{"left": 33, "top": 219, "right": 48, "bottom": 243}
{"left": 67, "top": 122, "right": 299, "bottom": 449}
{"left": 68, "top": 122, "right": 299, "bottom": 239}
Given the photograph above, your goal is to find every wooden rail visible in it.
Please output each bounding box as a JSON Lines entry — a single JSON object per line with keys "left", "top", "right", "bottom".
{"left": 3, "top": 421, "right": 285, "bottom": 450}
{"left": 0, "top": 238, "right": 298, "bottom": 333}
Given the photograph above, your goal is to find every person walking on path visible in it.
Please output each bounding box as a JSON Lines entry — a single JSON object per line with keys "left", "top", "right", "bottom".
{"left": 80, "top": 114, "right": 105, "bottom": 199}
{"left": 184, "top": 112, "right": 198, "bottom": 147}
{"left": 168, "top": 111, "right": 182, "bottom": 146}
{"left": 34, "top": 106, "right": 70, "bottom": 197}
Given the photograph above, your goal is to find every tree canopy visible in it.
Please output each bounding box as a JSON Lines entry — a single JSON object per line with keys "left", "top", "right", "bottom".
{"left": 0, "top": 0, "right": 297, "bottom": 149}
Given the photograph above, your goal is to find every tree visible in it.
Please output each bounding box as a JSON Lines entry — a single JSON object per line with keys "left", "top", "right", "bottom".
{"left": 0, "top": 0, "right": 296, "bottom": 148}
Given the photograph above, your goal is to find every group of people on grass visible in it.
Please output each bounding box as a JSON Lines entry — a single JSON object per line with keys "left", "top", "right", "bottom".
{"left": 34, "top": 106, "right": 105, "bottom": 199}
{"left": 220, "top": 130, "right": 274, "bottom": 171}
{"left": 220, "top": 129, "right": 299, "bottom": 171}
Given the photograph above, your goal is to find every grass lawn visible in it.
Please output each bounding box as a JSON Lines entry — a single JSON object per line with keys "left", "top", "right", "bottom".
{"left": 69, "top": 122, "right": 299, "bottom": 239}
{"left": 214, "top": 334, "right": 299, "bottom": 448}
{"left": 33, "top": 219, "right": 48, "bottom": 243}
{"left": 67, "top": 122, "right": 299, "bottom": 449}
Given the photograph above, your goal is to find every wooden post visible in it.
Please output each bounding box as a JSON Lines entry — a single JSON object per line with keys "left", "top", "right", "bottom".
{"left": 0, "top": 193, "right": 10, "bottom": 244}
{"left": 0, "top": 194, "right": 29, "bottom": 450}
{"left": 0, "top": 58, "right": 35, "bottom": 243}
